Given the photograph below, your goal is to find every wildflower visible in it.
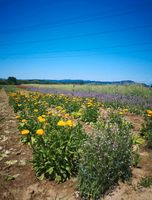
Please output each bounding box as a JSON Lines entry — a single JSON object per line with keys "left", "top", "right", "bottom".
{"left": 146, "top": 110, "right": 152, "bottom": 116}
{"left": 36, "top": 129, "right": 44, "bottom": 135}
{"left": 119, "top": 112, "right": 123, "bottom": 115}
{"left": 22, "top": 119, "right": 27, "bottom": 123}
{"left": 21, "top": 129, "right": 30, "bottom": 135}
{"left": 38, "top": 116, "right": 45, "bottom": 122}
{"left": 15, "top": 115, "right": 20, "bottom": 119}
{"left": 18, "top": 104, "right": 22, "bottom": 107}
{"left": 57, "top": 120, "right": 66, "bottom": 126}
{"left": 66, "top": 120, "right": 74, "bottom": 127}
{"left": 34, "top": 109, "right": 38, "bottom": 112}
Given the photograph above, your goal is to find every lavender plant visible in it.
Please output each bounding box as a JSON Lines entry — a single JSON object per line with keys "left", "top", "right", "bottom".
{"left": 77, "top": 113, "right": 133, "bottom": 199}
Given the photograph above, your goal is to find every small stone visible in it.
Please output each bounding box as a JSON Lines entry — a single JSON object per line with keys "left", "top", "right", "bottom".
{"left": 19, "top": 159, "right": 27, "bottom": 166}
{"left": 5, "top": 160, "right": 18, "bottom": 166}
{"left": 5, "top": 150, "right": 11, "bottom": 155}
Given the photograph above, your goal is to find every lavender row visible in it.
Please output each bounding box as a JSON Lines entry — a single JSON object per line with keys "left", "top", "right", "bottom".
{"left": 27, "top": 87, "right": 152, "bottom": 110}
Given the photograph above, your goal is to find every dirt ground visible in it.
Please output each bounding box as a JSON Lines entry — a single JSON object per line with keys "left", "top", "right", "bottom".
{"left": 0, "top": 89, "right": 152, "bottom": 200}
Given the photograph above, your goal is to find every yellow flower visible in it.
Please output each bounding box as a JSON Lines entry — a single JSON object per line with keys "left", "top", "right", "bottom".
{"left": 34, "top": 109, "right": 39, "bottom": 112}
{"left": 146, "top": 110, "right": 152, "bottom": 115}
{"left": 21, "top": 129, "right": 30, "bottom": 135}
{"left": 57, "top": 120, "right": 66, "bottom": 126}
{"left": 15, "top": 115, "right": 20, "bottom": 119}
{"left": 22, "top": 119, "right": 27, "bottom": 123}
{"left": 119, "top": 112, "right": 123, "bottom": 115}
{"left": 66, "top": 120, "right": 73, "bottom": 127}
{"left": 38, "top": 116, "right": 45, "bottom": 122}
{"left": 42, "top": 114, "right": 46, "bottom": 118}
{"left": 36, "top": 129, "right": 44, "bottom": 135}
{"left": 18, "top": 104, "right": 22, "bottom": 107}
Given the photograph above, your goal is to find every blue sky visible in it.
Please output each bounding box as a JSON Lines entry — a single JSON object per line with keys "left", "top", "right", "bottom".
{"left": 0, "top": 0, "right": 152, "bottom": 83}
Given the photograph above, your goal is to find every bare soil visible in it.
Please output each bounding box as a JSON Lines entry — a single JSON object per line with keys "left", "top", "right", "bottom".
{"left": 0, "top": 89, "right": 152, "bottom": 200}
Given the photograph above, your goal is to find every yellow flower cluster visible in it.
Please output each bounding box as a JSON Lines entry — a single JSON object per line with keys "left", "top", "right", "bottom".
{"left": 87, "top": 100, "right": 93, "bottom": 107}
{"left": 119, "top": 108, "right": 128, "bottom": 115}
{"left": 38, "top": 116, "right": 46, "bottom": 122}
{"left": 15, "top": 115, "right": 20, "bottom": 119}
{"left": 36, "top": 129, "right": 45, "bottom": 135}
{"left": 57, "top": 119, "right": 74, "bottom": 127}
{"left": 21, "top": 129, "right": 30, "bottom": 135}
{"left": 22, "top": 119, "right": 27, "bottom": 123}
{"left": 146, "top": 110, "right": 152, "bottom": 117}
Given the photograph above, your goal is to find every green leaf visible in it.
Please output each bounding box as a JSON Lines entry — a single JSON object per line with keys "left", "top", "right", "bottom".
{"left": 132, "top": 135, "right": 145, "bottom": 145}
{"left": 55, "top": 175, "right": 62, "bottom": 183}
{"left": 4, "top": 173, "right": 20, "bottom": 181}
{"left": 38, "top": 173, "right": 45, "bottom": 180}
{"left": 46, "top": 167, "right": 54, "bottom": 174}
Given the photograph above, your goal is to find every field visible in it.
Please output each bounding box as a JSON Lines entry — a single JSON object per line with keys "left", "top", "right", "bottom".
{"left": 0, "top": 84, "right": 152, "bottom": 200}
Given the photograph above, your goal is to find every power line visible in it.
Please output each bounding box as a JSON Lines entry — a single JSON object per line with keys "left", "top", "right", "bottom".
{"left": 0, "top": 24, "right": 152, "bottom": 47}
{"left": 0, "top": 4, "right": 151, "bottom": 34}
{"left": 1, "top": 49, "right": 152, "bottom": 60}
{"left": 1, "top": 42, "right": 152, "bottom": 58}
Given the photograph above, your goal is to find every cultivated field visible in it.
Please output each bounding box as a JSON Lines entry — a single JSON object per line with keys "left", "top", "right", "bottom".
{"left": 0, "top": 84, "right": 152, "bottom": 200}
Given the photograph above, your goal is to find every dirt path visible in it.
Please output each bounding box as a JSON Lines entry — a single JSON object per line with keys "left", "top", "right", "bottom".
{"left": 0, "top": 89, "right": 152, "bottom": 200}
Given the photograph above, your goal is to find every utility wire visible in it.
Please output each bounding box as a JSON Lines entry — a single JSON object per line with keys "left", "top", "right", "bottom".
{"left": 1, "top": 49, "right": 152, "bottom": 60}
{"left": 1, "top": 41, "right": 152, "bottom": 57}
{"left": 0, "top": 4, "right": 151, "bottom": 34}
{"left": 0, "top": 24, "right": 152, "bottom": 46}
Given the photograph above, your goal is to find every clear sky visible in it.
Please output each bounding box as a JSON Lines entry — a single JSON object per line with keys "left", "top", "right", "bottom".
{"left": 0, "top": 0, "right": 152, "bottom": 83}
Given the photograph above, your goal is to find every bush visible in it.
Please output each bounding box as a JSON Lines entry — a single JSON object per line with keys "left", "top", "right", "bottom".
{"left": 30, "top": 123, "right": 86, "bottom": 182}
{"left": 77, "top": 113, "right": 133, "bottom": 199}
{"left": 81, "top": 99, "right": 99, "bottom": 123}
{"left": 141, "top": 110, "right": 152, "bottom": 148}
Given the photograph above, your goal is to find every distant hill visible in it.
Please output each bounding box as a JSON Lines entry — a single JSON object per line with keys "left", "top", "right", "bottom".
{"left": 0, "top": 78, "right": 150, "bottom": 87}
{"left": 23, "top": 79, "right": 136, "bottom": 85}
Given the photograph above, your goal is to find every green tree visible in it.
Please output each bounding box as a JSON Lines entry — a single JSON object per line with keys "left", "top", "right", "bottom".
{"left": 7, "top": 77, "right": 17, "bottom": 85}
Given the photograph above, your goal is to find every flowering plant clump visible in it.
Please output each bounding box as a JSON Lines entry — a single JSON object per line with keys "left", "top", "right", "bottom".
{"left": 141, "top": 110, "right": 152, "bottom": 148}
{"left": 32, "top": 122, "right": 86, "bottom": 182}
{"left": 77, "top": 113, "right": 133, "bottom": 199}
{"left": 81, "top": 98, "right": 100, "bottom": 123}
{"left": 9, "top": 91, "right": 87, "bottom": 182}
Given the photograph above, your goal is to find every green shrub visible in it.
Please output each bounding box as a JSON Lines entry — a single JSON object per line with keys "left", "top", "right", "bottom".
{"left": 138, "top": 176, "right": 152, "bottom": 188}
{"left": 77, "top": 113, "right": 133, "bottom": 199}
{"left": 32, "top": 123, "right": 86, "bottom": 182}
{"left": 81, "top": 99, "right": 99, "bottom": 123}
{"left": 141, "top": 113, "right": 152, "bottom": 148}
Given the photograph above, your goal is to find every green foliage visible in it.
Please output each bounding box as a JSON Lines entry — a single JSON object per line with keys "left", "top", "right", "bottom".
{"left": 28, "top": 83, "right": 152, "bottom": 99}
{"left": 138, "top": 176, "right": 152, "bottom": 188}
{"left": 32, "top": 123, "right": 86, "bottom": 182}
{"left": 141, "top": 114, "right": 152, "bottom": 148}
{"left": 77, "top": 113, "right": 133, "bottom": 199}
{"left": 8, "top": 92, "right": 87, "bottom": 182}
{"left": 2, "top": 85, "right": 18, "bottom": 93}
{"left": 81, "top": 99, "right": 100, "bottom": 123}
